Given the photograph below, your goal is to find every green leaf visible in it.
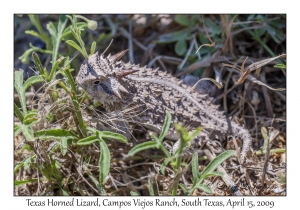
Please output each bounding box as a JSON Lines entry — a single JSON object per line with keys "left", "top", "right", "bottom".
{"left": 188, "top": 150, "right": 233, "bottom": 194}
{"left": 35, "top": 129, "right": 78, "bottom": 140}
{"left": 192, "top": 152, "right": 199, "bottom": 182}
{"left": 130, "top": 191, "right": 139, "bottom": 196}
{"left": 25, "top": 30, "right": 42, "bottom": 40}
{"left": 97, "top": 32, "right": 113, "bottom": 43}
{"left": 14, "top": 179, "right": 38, "bottom": 186}
{"left": 128, "top": 141, "right": 158, "bottom": 156}
{"left": 14, "top": 103, "right": 24, "bottom": 123}
{"left": 77, "top": 135, "right": 99, "bottom": 145}
{"left": 191, "top": 15, "right": 200, "bottom": 24}
{"left": 194, "top": 183, "right": 213, "bottom": 194}
{"left": 14, "top": 70, "right": 27, "bottom": 115}
{"left": 188, "top": 127, "right": 202, "bottom": 141}
{"left": 51, "top": 160, "right": 63, "bottom": 181}
{"left": 63, "top": 69, "right": 87, "bottom": 137}
{"left": 267, "top": 25, "right": 284, "bottom": 44}
{"left": 99, "top": 139, "right": 110, "bottom": 185}
{"left": 66, "top": 40, "right": 86, "bottom": 59}
{"left": 204, "top": 18, "right": 221, "bottom": 35}
{"left": 19, "top": 48, "right": 34, "bottom": 64}
{"left": 98, "top": 131, "right": 128, "bottom": 144}
{"left": 46, "top": 22, "right": 57, "bottom": 38}
{"left": 174, "top": 122, "right": 191, "bottom": 143}
{"left": 178, "top": 183, "right": 188, "bottom": 194}
{"left": 24, "top": 157, "right": 32, "bottom": 170}
{"left": 15, "top": 157, "right": 36, "bottom": 174}
{"left": 29, "top": 43, "right": 53, "bottom": 54}
{"left": 14, "top": 162, "right": 24, "bottom": 174}
{"left": 103, "top": 15, "right": 118, "bottom": 36}
{"left": 86, "top": 127, "right": 97, "bottom": 133}
{"left": 14, "top": 124, "right": 22, "bottom": 137}
{"left": 151, "top": 134, "right": 170, "bottom": 158}
{"left": 60, "top": 137, "right": 68, "bottom": 156}
{"left": 254, "top": 28, "right": 267, "bottom": 38}
{"left": 90, "top": 41, "right": 96, "bottom": 55}
{"left": 175, "top": 15, "right": 191, "bottom": 26}
{"left": 32, "top": 52, "right": 47, "bottom": 77}
{"left": 28, "top": 15, "right": 51, "bottom": 48}
{"left": 51, "top": 15, "right": 68, "bottom": 65}
{"left": 57, "top": 15, "right": 68, "bottom": 37}
{"left": 46, "top": 113, "right": 56, "bottom": 123}
{"left": 63, "top": 68, "right": 77, "bottom": 95}
{"left": 160, "top": 157, "right": 172, "bottom": 175}
{"left": 202, "top": 171, "right": 224, "bottom": 180}
{"left": 48, "top": 56, "right": 65, "bottom": 82}
{"left": 159, "top": 112, "right": 172, "bottom": 140}
{"left": 148, "top": 179, "right": 154, "bottom": 196}
{"left": 198, "top": 150, "right": 235, "bottom": 183}
{"left": 63, "top": 56, "right": 71, "bottom": 69}
{"left": 20, "top": 144, "right": 34, "bottom": 152}
{"left": 23, "top": 75, "right": 44, "bottom": 91}
{"left": 62, "top": 22, "right": 87, "bottom": 39}
{"left": 156, "top": 28, "right": 193, "bottom": 44}
{"left": 86, "top": 170, "right": 101, "bottom": 191}
{"left": 175, "top": 39, "right": 187, "bottom": 56}
{"left": 21, "top": 124, "right": 35, "bottom": 141}
{"left": 198, "top": 33, "right": 209, "bottom": 45}
{"left": 274, "top": 63, "right": 286, "bottom": 69}
{"left": 61, "top": 188, "right": 69, "bottom": 196}
{"left": 23, "top": 116, "right": 38, "bottom": 126}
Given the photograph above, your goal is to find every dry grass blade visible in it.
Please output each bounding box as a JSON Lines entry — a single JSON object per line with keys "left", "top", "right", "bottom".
{"left": 246, "top": 54, "right": 286, "bottom": 72}
{"left": 177, "top": 56, "right": 228, "bottom": 77}
{"left": 195, "top": 15, "right": 215, "bottom": 54}
{"left": 235, "top": 57, "right": 251, "bottom": 85}
{"left": 248, "top": 74, "right": 286, "bottom": 91}
{"left": 221, "top": 14, "right": 237, "bottom": 57}
{"left": 195, "top": 43, "right": 215, "bottom": 54}
{"left": 223, "top": 54, "right": 286, "bottom": 91}
{"left": 191, "top": 78, "right": 223, "bottom": 91}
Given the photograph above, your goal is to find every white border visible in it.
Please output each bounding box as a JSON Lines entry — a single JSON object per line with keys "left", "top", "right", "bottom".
{"left": 3, "top": 1, "right": 297, "bottom": 209}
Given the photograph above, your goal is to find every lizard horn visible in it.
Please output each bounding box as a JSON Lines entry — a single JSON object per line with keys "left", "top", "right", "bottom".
{"left": 113, "top": 89, "right": 122, "bottom": 100}
{"left": 118, "top": 84, "right": 129, "bottom": 94}
{"left": 116, "top": 69, "right": 139, "bottom": 78}
{"left": 109, "top": 49, "right": 129, "bottom": 63}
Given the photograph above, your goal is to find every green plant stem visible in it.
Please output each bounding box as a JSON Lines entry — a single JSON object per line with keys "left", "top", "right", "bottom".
{"left": 48, "top": 56, "right": 65, "bottom": 82}
{"left": 71, "top": 15, "right": 88, "bottom": 58}
{"left": 175, "top": 139, "right": 184, "bottom": 172}
{"left": 255, "top": 148, "right": 286, "bottom": 156}
{"left": 51, "top": 15, "right": 68, "bottom": 66}
{"left": 29, "top": 43, "right": 53, "bottom": 54}
{"left": 28, "top": 15, "right": 48, "bottom": 40}
{"left": 28, "top": 15, "right": 51, "bottom": 49}
{"left": 172, "top": 139, "right": 185, "bottom": 196}
{"left": 61, "top": 70, "right": 87, "bottom": 137}
{"left": 76, "top": 15, "right": 89, "bottom": 22}
{"left": 61, "top": 22, "right": 87, "bottom": 39}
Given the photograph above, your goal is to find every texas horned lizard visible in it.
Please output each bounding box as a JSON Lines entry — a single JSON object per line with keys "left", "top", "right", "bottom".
{"left": 75, "top": 49, "right": 252, "bottom": 163}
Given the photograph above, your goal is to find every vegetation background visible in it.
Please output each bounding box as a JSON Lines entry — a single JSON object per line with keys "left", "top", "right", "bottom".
{"left": 14, "top": 14, "right": 286, "bottom": 196}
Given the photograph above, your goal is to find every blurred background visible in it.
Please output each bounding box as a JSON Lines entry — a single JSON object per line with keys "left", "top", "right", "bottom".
{"left": 14, "top": 14, "right": 286, "bottom": 134}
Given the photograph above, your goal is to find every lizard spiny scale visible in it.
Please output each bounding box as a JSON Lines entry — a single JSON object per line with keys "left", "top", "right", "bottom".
{"left": 76, "top": 50, "right": 252, "bottom": 163}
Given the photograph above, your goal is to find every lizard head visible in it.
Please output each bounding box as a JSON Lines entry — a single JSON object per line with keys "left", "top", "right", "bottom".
{"left": 76, "top": 49, "right": 138, "bottom": 106}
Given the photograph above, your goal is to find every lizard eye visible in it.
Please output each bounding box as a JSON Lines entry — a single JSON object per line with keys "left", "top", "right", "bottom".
{"left": 93, "top": 80, "right": 100, "bottom": 85}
